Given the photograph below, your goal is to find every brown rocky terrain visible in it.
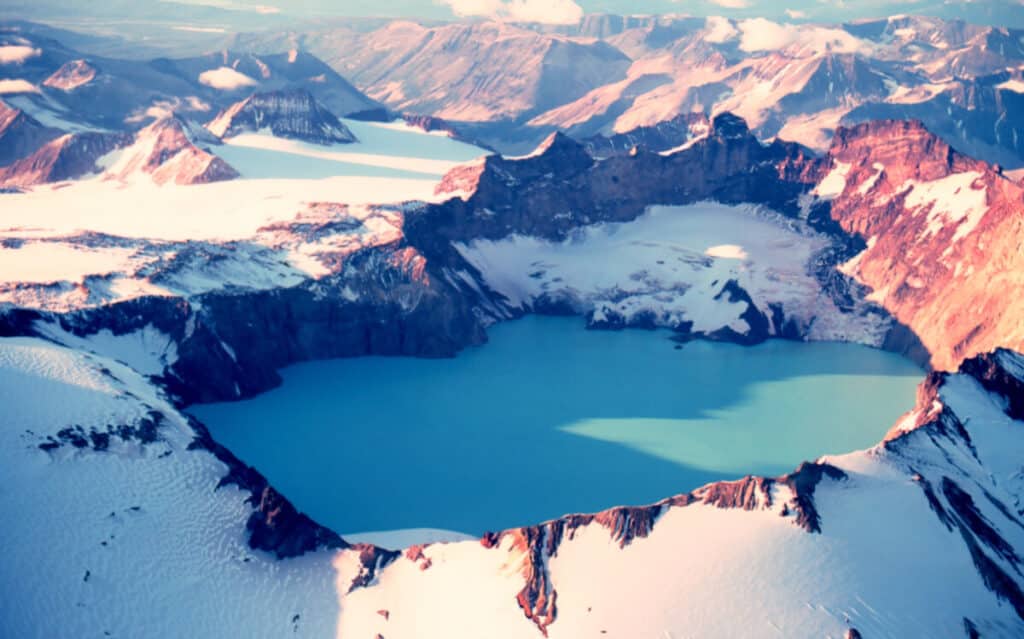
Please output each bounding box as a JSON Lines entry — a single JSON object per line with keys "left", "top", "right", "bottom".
{"left": 824, "top": 119, "right": 1024, "bottom": 370}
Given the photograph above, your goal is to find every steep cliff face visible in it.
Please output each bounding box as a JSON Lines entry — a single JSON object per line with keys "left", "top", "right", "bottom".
{"left": 336, "top": 349, "right": 1024, "bottom": 638}
{"left": 824, "top": 119, "right": 1024, "bottom": 370}
{"left": 579, "top": 112, "right": 710, "bottom": 158}
{"left": 206, "top": 88, "right": 357, "bottom": 144}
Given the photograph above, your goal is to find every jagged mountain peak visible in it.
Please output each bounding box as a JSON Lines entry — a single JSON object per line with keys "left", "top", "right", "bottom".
{"left": 710, "top": 112, "right": 751, "bottom": 139}
{"left": 101, "top": 115, "right": 239, "bottom": 185}
{"left": 41, "top": 58, "right": 96, "bottom": 91}
{"left": 205, "top": 88, "right": 357, "bottom": 145}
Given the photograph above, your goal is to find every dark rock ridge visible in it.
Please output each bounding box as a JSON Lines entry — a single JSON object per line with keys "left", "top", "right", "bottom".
{"left": 206, "top": 88, "right": 357, "bottom": 145}
{"left": 0, "top": 99, "right": 61, "bottom": 166}
{"left": 188, "top": 415, "right": 346, "bottom": 559}
{"left": 471, "top": 462, "right": 846, "bottom": 635}
{"left": 428, "top": 113, "right": 822, "bottom": 246}
{"left": 580, "top": 112, "right": 711, "bottom": 159}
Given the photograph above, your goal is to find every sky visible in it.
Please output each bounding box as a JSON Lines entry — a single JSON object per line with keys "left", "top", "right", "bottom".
{"left": 162, "top": 0, "right": 1024, "bottom": 24}
{"left": 1, "top": 0, "right": 1022, "bottom": 28}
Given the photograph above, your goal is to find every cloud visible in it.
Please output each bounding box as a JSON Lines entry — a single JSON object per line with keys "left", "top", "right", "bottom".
{"left": 708, "top": 0, "right": 751, "bottom": 8}
{"left": 440, "top": 0, "right": 583, "bottom": 24}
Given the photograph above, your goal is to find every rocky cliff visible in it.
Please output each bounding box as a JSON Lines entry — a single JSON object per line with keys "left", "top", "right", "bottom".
{"left": 823, "top": 119, "right": 1024, "bottom": 370}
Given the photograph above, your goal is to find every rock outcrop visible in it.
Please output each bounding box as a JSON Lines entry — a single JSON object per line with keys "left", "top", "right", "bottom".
{"left": 824, "top": 119, "right": 1024, "bottom": 370}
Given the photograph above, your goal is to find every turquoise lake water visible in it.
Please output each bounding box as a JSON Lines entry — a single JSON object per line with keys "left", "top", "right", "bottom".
{"left": 191, "top": 316, "right": 924, "bottom": 536}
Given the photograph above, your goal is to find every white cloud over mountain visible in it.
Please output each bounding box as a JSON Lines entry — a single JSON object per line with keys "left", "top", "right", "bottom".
{"left": 440, "top": 0, "right": 584, "bottom": 24}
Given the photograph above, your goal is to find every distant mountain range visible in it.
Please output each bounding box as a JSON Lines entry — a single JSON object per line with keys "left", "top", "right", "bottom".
{"left": 230, "top": 14, "right": 1024, "bottom": 164}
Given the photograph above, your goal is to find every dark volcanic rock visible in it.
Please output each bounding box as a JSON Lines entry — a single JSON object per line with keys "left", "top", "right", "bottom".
{"left": 188, "top": 415, "right": 346, "bottom": 559}
{"left": 580, "top": 112, "right": 711, "bottom": 159}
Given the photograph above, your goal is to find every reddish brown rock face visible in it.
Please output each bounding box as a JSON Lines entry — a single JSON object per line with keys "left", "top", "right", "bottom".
{"left": 825, "top": 120, "right": 1024, "bottom": 371}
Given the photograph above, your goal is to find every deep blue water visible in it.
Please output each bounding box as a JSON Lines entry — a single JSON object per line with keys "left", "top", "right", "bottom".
{"left": 191, "top": 316, "right": 923, "bottom": 536}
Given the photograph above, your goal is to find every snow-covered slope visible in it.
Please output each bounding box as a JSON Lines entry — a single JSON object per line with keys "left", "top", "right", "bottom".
{"left": 0, "top": 337, "right": 344, "bottom": 638}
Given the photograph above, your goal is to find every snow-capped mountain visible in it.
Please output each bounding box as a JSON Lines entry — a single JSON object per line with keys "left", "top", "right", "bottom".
{"left": 821, "top": 119, "right": 1024, "bottom": 371}
{"left": 248, "top": 15, "right": 1024, "bottom": 165}
{"left": 206, "top": 89, "right": 357, "bottom": 145}
{"left": 0, "top": 115, "right": 238, "bottom": 187}
{"left": 282, "top": 20, "right": 632, "bottom": 123}
{"left": 0, "top": 24, "right": 379, "bottom": 138}
{"left": 4, "top": 11, "right": 1024, "bottom": 639}
{"left": 0, "top": 130, "right": 129, "bottom": 187}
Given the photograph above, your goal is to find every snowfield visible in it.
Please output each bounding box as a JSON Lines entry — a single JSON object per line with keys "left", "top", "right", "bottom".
{"left": 456, "top": 203, "right": 889, "bottom": 342}
{"left": 0, "top": 118, "right": 487, "bottom": 311}
{"left": 0, "top": 338, "right": 341, "bottom": 638}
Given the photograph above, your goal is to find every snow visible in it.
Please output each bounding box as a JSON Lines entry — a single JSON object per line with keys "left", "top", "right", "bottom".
{"left": 996, "top": 79, "right": 1024, "bottom": 93}
{"left": 13, "top": 179, "right": 403, "bottom": 240}
{"left": 336, "top": 428, "right": 1024, "bottom": 638}
{"left": 0, "top": 45, "right": 41, "bottom": 64}
{"left": 198, "top": 67, "right": 259, "bottom": 90}
{"left": 0, "top": 78, "right": 39, "bottom": 94}
{"left": 35, "top": 322, "right": 179, "bottom": 376}
{"left": 858, "top": 162, "right": 885, "bottom": 196}
{"left": 455, "top": 203, "right": 882, "bottom": 341}
{"left": 0, "top": 119, "right": 489, "bottom": 310}
{"left": 0, "top": 242, "right": 142, "bottom": 284}
{"left": 904, "top": 171, "right": 989, "bottom": 243}
{"left": 3, "top": 95, "right": 103, "bottom": 132}
{"left": 218, "top": 131, "right": 471, "bottom": 179}
{"left": 0, "top": 338, "right": 342, "bottom": 638}
{"left": 813, "top": 161, "right": 851, "bottom": 200}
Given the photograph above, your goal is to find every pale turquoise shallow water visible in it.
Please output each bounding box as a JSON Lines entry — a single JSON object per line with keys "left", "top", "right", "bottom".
{"left": 191, "top": 316, "right": 924, "bottom": 535}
